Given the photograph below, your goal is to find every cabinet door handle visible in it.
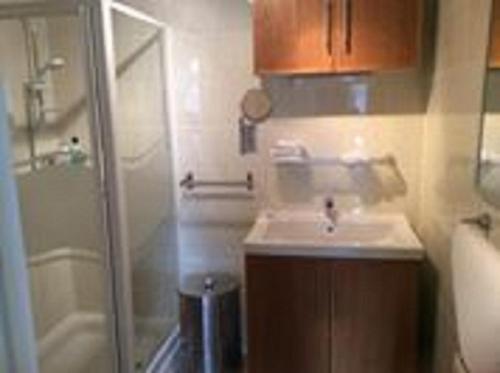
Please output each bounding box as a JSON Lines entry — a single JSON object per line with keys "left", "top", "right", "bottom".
{"left": 344, "top": 0, "right": 352, "bottom": 54}
{"left": 331, "top": 272, "right": 337, "bottom": 370}
{"left": 325, "top": 0, "right": 333, "bottom": 56}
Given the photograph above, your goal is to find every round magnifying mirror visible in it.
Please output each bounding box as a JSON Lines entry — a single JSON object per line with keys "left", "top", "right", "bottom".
{"left": 240, "top": 88, "right": 272, "bottom": 124}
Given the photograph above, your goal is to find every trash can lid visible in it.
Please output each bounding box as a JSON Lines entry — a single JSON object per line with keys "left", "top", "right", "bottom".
{"left": 180, "top": 273, "right": 240, "bottom": 297}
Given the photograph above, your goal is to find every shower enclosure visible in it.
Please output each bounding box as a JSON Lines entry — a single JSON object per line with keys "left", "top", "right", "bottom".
{"left": 0, "top": 1, "right": 177, "bottom": 372}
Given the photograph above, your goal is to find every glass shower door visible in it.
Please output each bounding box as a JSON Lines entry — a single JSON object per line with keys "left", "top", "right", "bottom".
{"left": 109, "top": 4, "right": 178, "bottom": 370}
{"left": 0, "top": 5, "right": 117, "bottom": 373}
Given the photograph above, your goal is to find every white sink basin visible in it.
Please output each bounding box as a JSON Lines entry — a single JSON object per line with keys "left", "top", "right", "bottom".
{"left": 245, "top": 210, "right": 424, "bottom": 260}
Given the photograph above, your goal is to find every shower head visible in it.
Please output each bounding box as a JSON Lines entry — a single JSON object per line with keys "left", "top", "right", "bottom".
{"left": 36, "top": 57, "right": 66, "bottom": 79}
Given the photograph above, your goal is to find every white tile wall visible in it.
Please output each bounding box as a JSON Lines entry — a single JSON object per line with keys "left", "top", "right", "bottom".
{"left": 167, "top": 0, "right": 427, "bottom": 283}
{"left": 168, "top": 0, "right": 258, "bottom": 278}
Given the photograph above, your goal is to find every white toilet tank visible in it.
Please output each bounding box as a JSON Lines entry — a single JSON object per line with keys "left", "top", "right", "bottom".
{"left": 452, "top": 224, "right": 500, "bottom": 373}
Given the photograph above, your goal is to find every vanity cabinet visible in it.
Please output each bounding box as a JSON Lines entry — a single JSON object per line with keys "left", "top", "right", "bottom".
{"left": 246, "top": 256, "right": 419, "bottom": 373}
{"left": 331, "top": 260, "right": 418, "bottom": 373}
{"left": 246, "top": 257, "right": 331, "bottom": 373}
{"left": 253, "top": 0, "right": 422, "bottom": 75}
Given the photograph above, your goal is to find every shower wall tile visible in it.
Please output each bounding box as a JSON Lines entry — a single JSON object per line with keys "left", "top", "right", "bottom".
{"left": 72, "top": 258, "right": 107, "bottom": 313}
{"left": 0, "top": 18, "right": 62, "bottom": 166}
{"left": 16, "top": 166, "right": 101, "bottom": 255}
{"left": 29, "top": 257, "right": 78, "bottom": 339}
{"left": 0, "top": 20, "right": 29, "bottom": 127}
{"left": 47, "top": 17, "right": 91, "bottom": 150}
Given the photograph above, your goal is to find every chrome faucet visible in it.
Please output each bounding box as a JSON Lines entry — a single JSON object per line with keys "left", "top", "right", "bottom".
{"left": 324, "top": 196, "right": 339, "bottom": 228}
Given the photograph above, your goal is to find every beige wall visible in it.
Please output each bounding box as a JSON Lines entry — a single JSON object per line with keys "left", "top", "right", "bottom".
{"left": 481, "top": 71, "right": 500, "bottom": 206}
{"left": 417, "top": 0, "right": 497, "bottom": 371}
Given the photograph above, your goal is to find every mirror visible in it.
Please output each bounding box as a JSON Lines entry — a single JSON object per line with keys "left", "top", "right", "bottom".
{"left": 241, "top": 88, "right": 272, "bottom": 123}
{"left": 238, "top": 88, "right": 272, "bottom": 155}
{"left": 479, "top": 0, "right": 500, "bottom": 207}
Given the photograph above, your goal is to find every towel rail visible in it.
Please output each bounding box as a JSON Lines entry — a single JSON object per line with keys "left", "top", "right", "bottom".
{"left": 179, "top": 172, "right": 254, "bottom": 191}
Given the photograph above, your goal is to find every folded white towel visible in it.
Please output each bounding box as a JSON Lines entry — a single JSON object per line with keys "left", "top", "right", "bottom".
{"left": 270, "top": 140, "right": 307, "bottom": 163}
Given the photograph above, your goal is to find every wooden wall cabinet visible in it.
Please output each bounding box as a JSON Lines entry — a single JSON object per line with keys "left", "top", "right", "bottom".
{"left": 489, "top": 0, "right": 500, "bottom": 68}
{"left": 253, "top": 0, "right": 422, "bottom": 75}
{"left": 246, "top": 256, "right": 419, "bottom": 373}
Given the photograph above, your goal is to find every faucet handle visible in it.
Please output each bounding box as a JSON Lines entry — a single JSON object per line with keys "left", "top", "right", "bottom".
{"left": 324, "top": 196, "right": 335, "bottom": 210}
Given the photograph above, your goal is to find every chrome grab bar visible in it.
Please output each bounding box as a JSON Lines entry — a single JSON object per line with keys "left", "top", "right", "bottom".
{"left": 180, "top": 172, "right": 254, "bottom": 191}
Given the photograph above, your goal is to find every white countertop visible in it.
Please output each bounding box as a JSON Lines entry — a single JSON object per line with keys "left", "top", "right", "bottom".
{"left": 244, "top": 210, "right": 425, "bottom": 261}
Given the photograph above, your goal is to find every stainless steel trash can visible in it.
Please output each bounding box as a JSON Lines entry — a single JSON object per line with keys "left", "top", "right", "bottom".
{"left": 179, "top": 273, "right": 242, "bottom": 373}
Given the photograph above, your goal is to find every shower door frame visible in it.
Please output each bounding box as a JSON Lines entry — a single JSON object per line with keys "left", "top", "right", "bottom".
{"left": 82, "top": 1, "right": 135, "bottom": 372}
{"left": 84, "top": 1, "right": 170, "bottom": 372}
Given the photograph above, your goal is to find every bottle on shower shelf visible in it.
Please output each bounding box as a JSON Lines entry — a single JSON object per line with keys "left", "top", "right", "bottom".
{"left": 68, "top": 136, "right": 87, "bottom": 165}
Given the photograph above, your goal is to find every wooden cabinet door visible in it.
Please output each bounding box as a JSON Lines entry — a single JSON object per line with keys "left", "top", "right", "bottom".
{"left": 253, "top": 0, "right": 337, "bottom": 74}
{"left": 336, "top": 0, "right": 421, "bottom": 72}
{"left": 489, "top": 0, "right": 500, "bottom": 68}
{"left": 246, "top": 256, "right": 330, "bottom": 373}
{"left": 331, "top": 260, "right": 419, "bottom": 373}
